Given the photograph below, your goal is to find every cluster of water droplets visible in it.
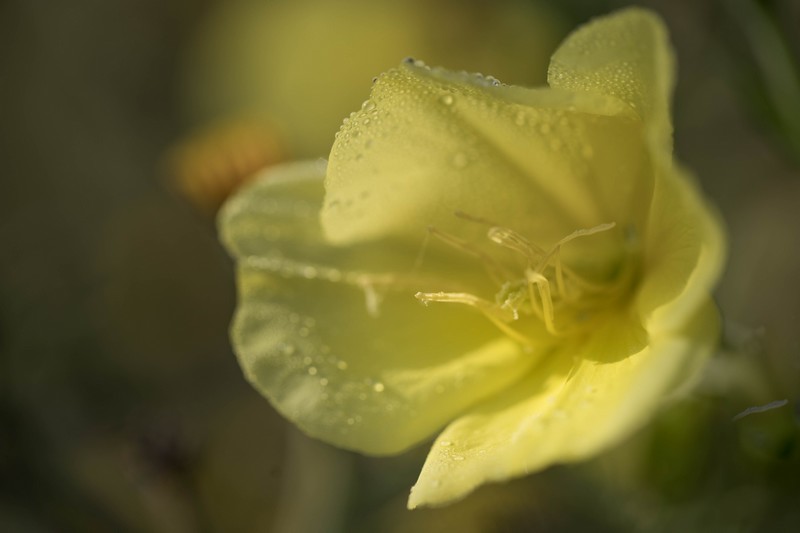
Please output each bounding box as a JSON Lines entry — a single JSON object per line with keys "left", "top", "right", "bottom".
{"left": 551, "top": 58, "right": 641, "bottom": 114}
{"left": 269, "top": 310, "right": 410, "bottom": 436}
{"left": 331, "top": 91, "right": 384, "bottom": 167}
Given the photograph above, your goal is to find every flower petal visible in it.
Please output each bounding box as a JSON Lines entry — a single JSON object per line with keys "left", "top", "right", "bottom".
{"left": 220, "top": 161, "right": 540, "bottom": 455}
{"left": 407, "top": 301, "right": 719, "bottom": 509}
{"left": 548, "top": 7, "right": 675, "bottom": 153}
{"left": 323, "top": 62, "right": 651, "bottom": 261}
{"left": 636, "top": 164, "right": 727, "bottom": 333}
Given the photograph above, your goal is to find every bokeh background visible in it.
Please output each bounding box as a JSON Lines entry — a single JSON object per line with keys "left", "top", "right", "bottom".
{"left": 2, "top": 0, "right": 799, "bottom": 531}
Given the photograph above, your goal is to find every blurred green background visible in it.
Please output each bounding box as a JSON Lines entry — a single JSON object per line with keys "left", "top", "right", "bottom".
{"left": 1, "top": 0, "right": 799, "bottom": 531}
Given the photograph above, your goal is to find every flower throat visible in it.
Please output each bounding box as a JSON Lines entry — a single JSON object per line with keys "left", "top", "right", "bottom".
{"left": 415, "top": 213, "right": 634, "bottom": 344}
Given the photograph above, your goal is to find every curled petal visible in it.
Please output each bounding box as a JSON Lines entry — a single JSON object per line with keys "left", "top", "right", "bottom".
{"left": 636, "top": 164, "right": 727, "bottom": 333}
{"left": 220, "top": 161, "right": 541, "bottom": 455}
{"left": 323, "top": 61, "right": 651, "bottom": 259}
{"left": 408, "top": 301, "right": 719, "bottom": 508}
{"left": 548, "top": 7, "right": 675, "bottom": 154}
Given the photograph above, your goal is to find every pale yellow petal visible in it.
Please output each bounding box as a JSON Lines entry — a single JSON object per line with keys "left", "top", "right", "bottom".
{"left": 323, "top": 62, "right": 650, "bottom": 265}
{"left": 408, "top": 301, "right": 719, "bottom": 509}
{"left": 220, "top": 161, "right": 539, "bottom": 455}
{"left": 635, "top": 164, "right": 727, "bottom": 333}
{"left": 548, "top": 7, "right": 674, "bottom": 153}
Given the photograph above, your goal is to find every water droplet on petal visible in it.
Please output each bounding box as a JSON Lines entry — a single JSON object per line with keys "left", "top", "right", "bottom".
{"left": 439, "top": 94, "right": 454, "bottom": 106}
{"left": 373, "top": 382, "right": 385, "bottom": 392}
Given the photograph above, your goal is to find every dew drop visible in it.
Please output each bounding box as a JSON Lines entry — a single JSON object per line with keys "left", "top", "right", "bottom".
{"left": 361, "top": 100, "right": 376, "bottom": 112}
{"left": 319, "top": 378, "right": 328, "bottom": 386}
{"left": 439, "top": 94, "right": 454, "bottom": 106}
{"left": 308, "top": 366, "right": 318, "bottom": 376}
{"left": 373, "top": 382, "right": 385, "bottom": 393}
{"left": 453, "top": 455, "right": 465, "bottom": 461}
{"left": 347, "top": 417, "right": 355, "bottom": 425}
{"left": 440, "top": 440, "right": 452, "bottom": 447}
{"left": 337, "top": 361, "right": 348, "bottom": 370}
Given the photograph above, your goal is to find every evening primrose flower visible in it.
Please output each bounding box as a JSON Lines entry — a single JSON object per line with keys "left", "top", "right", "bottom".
{"left": 219, "top": 8, "right": 726, "bottom": 509}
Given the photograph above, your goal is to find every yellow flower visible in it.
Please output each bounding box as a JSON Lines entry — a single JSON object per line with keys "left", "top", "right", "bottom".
{"left": 219, "top": 8, "right": 726, "bottom": 509}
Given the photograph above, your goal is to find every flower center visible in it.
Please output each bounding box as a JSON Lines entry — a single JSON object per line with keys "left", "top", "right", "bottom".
{"left": 415, "top": 214, "right": 637, "bottom": 344}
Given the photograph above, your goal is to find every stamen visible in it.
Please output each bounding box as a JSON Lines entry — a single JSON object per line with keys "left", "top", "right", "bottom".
{"left": 526, "top": 270, "right": 560, "bottom": 336}
{"left": 535, "top": 222, "right": 616, "bottom": 274}
{"left": 414, "top": 216, "right": 628, "bottom": 343}
{"left": 487, "top": 226, "right": 545, "bottom": 264}
{"left": 415, "top": 291, "right": 532, "bottom": 344}
{"left": 535, "top": 222, "right": 617, "bottom": 300}
{"left": 427, "top": 226, "right": 512, "bottom": 285}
